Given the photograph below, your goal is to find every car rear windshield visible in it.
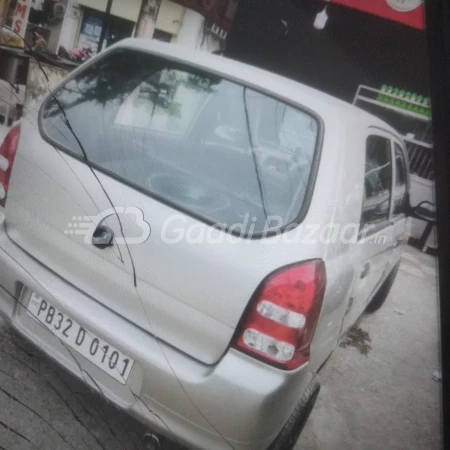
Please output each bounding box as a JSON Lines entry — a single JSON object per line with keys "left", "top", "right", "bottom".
{"left": 40, "top": 48, "right": 320, "bottom": 234}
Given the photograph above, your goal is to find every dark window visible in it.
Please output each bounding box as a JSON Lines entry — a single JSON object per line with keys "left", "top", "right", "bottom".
{"left": 40, "top": 49, "right": 320, "bottom": 234}
{"left": 153, "top": 29, "right": 173, "bottom": 43}
{"left": 361, "top": 135, "right": 392, "bottom": 228}
{"left": 393, "top": 143, "right": 408, "bottom": 216}
{"left": 107, "top": 16, "right": 136, "bottom": 47}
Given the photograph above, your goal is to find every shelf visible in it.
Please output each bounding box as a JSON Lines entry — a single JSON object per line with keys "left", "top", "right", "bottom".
{"left": 355, "top": 96, "right": 431, "bottom": 122}
{"left": 356, "top": 85, "right": 430, "bottom": 108}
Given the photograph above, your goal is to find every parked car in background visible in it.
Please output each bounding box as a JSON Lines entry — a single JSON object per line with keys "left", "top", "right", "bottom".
{"left": 0, "top": 39, "right": 427, "bottom": 450}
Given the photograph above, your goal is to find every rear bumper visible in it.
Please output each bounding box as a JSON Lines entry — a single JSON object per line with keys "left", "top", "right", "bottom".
{"left": 0, "top": 216, "right": 315, "bottom": 450}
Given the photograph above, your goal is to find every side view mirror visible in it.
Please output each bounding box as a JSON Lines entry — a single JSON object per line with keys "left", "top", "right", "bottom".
{"left": 409, "top": 200, "right": 436, "bottom": 222}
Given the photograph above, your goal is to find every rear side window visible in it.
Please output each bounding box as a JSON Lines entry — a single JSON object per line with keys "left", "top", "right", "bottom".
{"left": 361, "top": 135, "right": 392, "bottom": 228}
{"left": 40, "top": 49, "right": 320, "bottom": 234}
{"left": 393, "top": 143, "right": 408, "bottom": 216}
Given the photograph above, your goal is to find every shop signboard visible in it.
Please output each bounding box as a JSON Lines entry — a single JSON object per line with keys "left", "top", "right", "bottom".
{"left": 329, "top": 0, "right": 425, "bottom": 30}
{"left": 0, "top": 0, "right": 32, "bottom": 47}
{"left": 12, "top": 0, "right": 32, "bottom": 37}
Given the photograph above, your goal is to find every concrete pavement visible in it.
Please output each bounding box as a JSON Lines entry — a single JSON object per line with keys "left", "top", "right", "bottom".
{"left": 299, "top": 244, "right": 441, "bottom": 449}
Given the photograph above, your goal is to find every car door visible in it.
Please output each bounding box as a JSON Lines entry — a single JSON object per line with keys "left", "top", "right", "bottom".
{"left": 342, "top": 131, "right": 396, "bottom": 332}
{"left": 390, "top": 139, "right": 410, "bottom": 264}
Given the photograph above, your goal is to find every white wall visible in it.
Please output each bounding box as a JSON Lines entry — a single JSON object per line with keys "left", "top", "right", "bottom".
{"left": 175, "top": 7, "right": 221, "bottom": 53}
{"left": 409, "top": 174, "right": 437, "bottom": 247}
{"left": 111, "top": 0, "right": 141, "bottom": 22}
{"left": 57, "top": 1, "right": 82, "bottom": 50}
{"left": 77, "top": 0, "right": 107, "bottom": 12}
{"left": 155, "top": 0, "right": 184, "bottom": 35}
{"left": 47, "top": 0, "right": 69, "bottom": 53}
{"left": 176, "top": 8, "right": 200, "bottom": 48}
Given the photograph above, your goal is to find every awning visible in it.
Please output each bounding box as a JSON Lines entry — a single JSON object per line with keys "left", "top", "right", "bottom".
{"left": 328, "top": 0, "right": 425, "bottom": 30}
{"left": 170, "top": 0, "right": 425, "bottom": 32}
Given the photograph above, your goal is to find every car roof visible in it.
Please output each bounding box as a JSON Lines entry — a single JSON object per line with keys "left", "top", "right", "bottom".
{"left": 113, "top": 38, "right": 400, "bottom": 138}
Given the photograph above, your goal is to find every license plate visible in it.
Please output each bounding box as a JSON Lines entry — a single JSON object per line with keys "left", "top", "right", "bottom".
{"left": 27, "top": 292, "right": 134, "bottom": 384}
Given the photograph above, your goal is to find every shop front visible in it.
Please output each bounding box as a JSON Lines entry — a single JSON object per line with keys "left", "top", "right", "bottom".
{"left": 225, "top": 0, "right": 435, "bottom": 251}
{"left": 1, "top": 0, "right": 238, "bottom": 57}
{"left": 59, "top": 1, "right": 137, "bottom": 55}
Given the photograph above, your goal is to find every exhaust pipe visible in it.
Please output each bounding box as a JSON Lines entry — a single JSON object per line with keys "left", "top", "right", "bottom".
{"left": 143, "top": 433, "right": 161, "bottom": 450}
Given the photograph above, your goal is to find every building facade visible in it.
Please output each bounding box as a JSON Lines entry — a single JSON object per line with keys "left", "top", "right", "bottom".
{"left": 58, "top": 0, "right": 224, "bottom": 54}
{"left": 1, "top": 0, "right": 236, "bottom": 55}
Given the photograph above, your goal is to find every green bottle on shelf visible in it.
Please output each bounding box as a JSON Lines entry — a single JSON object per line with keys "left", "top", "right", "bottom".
{"left": 416, "top": 95, "right": 425, "bottom": 116}
{"left": 398, "top": 89, "right": 406, "bottom": 110}
{"left": 392, "top": 88, "right": 401, "bottom": 106}
{"left": 385, "top": 85, "right": 394, "bottom": 105}
{"left": 378, "top": 84, "right": 388, "bottom": 102}
{"left": 409, "top": 93, "right": 419, "bottom": 113}
{"left": 404, "top": 92, "right": 413, "bottom": 110}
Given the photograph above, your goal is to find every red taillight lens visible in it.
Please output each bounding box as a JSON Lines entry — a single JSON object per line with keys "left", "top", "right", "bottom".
{"left": 232, "top": 260, "right": 326, "bottom": 370}
{"left": 0, "top": 125, "right": 21, "bottom": 207}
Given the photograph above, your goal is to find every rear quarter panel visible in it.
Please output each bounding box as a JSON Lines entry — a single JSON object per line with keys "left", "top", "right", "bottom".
{"left": 307, "top": 113, "right": 368, "bottom": 373}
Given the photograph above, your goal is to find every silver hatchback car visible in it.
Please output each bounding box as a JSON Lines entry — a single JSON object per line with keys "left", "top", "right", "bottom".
{"left": 0, "top": 39, "right": 415, "bottom": 450}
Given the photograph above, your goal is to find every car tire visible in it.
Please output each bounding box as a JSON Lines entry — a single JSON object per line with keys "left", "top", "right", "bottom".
{"left": 267, "top": 375, "right": 320, "bottom": 450}
{"left": 0, "top": 321, "right": 185, "bottom": 450}
{"left": 365, "top": 262, "right": 400, "bottom": 314}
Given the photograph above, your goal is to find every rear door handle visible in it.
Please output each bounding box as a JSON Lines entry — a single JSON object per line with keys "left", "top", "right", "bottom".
{"left": 92, "top": 225, "right": 114, "bottom": 249}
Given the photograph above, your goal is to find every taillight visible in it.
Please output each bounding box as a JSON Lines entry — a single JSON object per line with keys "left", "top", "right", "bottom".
{"left": 0, "top": 125, "right": 20, "bottom": 207}
{"left": 232, "top": 260, "right": 326, "bottom": 370}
